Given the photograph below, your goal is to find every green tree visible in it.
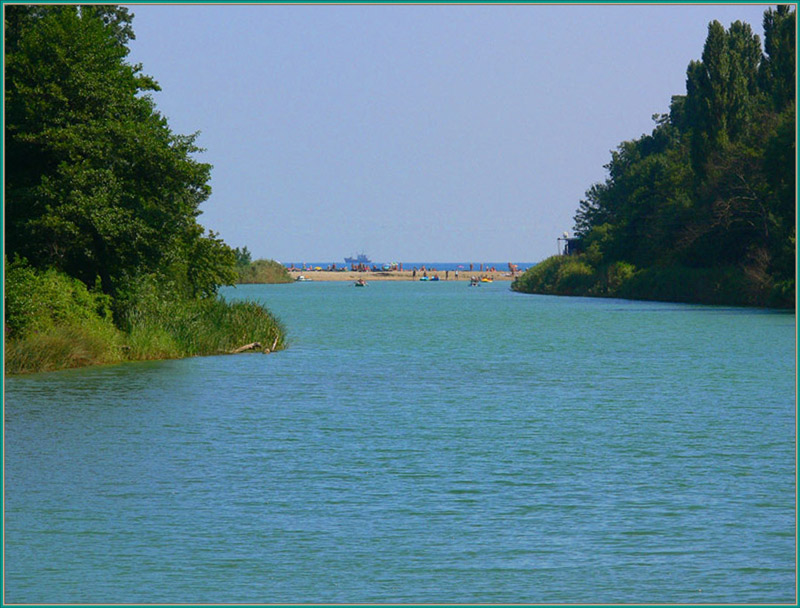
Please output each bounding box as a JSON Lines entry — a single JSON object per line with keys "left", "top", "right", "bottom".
{"left": 760, "top": 5, "right": 796, "bottom": 111}
{"left": 233, "top": 246, "right": 253, "bottom": 267}
{"left": 4, "top": 5, "right": 233, "bottom": 298}
{"left": 566, "top": 8, "right": 794, "bottom": 307}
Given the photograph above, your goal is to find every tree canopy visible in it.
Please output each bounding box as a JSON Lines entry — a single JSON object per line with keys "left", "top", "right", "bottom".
{"left": 572, "top": 6, "right": 795, "bottom": 304}
{"left": 4, "top": 5, "right": 237, "bottom": 299}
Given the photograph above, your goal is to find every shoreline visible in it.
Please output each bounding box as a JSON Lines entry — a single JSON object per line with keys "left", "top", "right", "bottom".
{"left": 287, "top": 269, "right": 517, "bottom": 282}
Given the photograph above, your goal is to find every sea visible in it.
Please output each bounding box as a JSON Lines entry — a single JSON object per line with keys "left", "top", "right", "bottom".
{"left": 4, "top": 280, "right": 796, "bottom": 604}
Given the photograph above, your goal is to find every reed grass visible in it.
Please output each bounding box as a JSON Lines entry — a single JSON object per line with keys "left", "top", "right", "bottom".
{"left": 121, "top": 297, "right": 286, "bottom": 359}
{"left": 4, "top": 319, "right": 124, "bottom": 375}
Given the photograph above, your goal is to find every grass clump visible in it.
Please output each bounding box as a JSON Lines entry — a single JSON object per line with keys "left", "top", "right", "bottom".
{"left": 121, "top": 295, "right": 286, "bottom": 359}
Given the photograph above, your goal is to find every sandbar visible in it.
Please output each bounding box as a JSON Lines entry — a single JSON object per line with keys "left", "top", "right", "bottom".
{"left": 288, "top": 269, "right": 516, "bottom": 282}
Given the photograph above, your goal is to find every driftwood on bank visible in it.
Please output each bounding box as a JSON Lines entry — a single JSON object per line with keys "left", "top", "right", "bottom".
{"left": 231, "top": 335, "right": 280, "bottom": 355}
{"left": 230, "top": 342, "right": 262, "bottom": 354}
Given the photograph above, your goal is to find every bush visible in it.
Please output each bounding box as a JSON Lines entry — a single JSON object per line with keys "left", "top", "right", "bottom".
{"left": 4, "top": 258, "right": 123, "bottom": 374}
{"left": 512, "top": 256, "right": 564, "bottom": 293}
{"left": 605, "top": 261, "right": 637, "bottom": 293}
{"left": 617, "top": 265, "right": 755, "bottom": 306}
{"left": 5, "top": 264, "right": 288, "bottom": 374}
{"left": 5, "top": 320, "right": 123, "bottom": 375}
{"left": 237, "top": 259, "right": 292, "bottom": 284}
{"left": 5, "top": 257, "right": 113, "bottom": 338}
{"left": 554, "top": 258, "right": 596, "bottom": 294}
{"left": 512, "top": 255, "right": 600, "bottom": 295}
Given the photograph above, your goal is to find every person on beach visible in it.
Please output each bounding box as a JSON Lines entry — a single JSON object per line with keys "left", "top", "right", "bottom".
{"left": 455, "top": 269, "right": 459, "bottom": 280}
{"left": 445, "top": 270, "right": 449, "bottom": 280}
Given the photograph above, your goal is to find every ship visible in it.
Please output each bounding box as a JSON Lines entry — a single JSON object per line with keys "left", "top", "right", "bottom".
{"left": 344, "top": 253, "right": 372, "bottom": 266}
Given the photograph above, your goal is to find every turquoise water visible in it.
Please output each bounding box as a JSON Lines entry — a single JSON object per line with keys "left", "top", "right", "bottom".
{"left": 4, "top": 281, "right": 796, "bottom": 603}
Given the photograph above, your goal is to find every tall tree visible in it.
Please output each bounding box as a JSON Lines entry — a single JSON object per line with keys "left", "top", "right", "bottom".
{"left": 570, "top": 7, "right": 795, "bottom": 304}
{"left": 4, "top": 6, "right": 234, "bottom": 297}
{"left": 760, "top": 5, "right": 796, "bottom": 111}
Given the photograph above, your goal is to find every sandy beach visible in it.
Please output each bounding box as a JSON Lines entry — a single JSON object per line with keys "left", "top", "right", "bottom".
{"left": 288, "top": 269, "right": 517, "bottom": 282}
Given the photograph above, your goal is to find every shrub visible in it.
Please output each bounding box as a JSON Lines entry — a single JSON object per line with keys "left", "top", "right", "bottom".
{"left": 512, "top": 255, "right": 600, "bottom": 295}
{"left": 118, "top": 283, "right": 287, "bottom": 360}
{"left": 617, "top": 265, "right": 757, "bottom": 305}
{"left": 5, "top": 257, "right": 113, "bottom": 338}
{"left": 4, "top": 260, "right": 123, "bottom": 373}
{"left": 605, "top": 261, "right": 637, "bottom": 294}
{"left": 5, "top": 264, "right": 288, "bottom": 374}
{"left": 237, "top": 259, "right": 292, "bottom": 284}
{"left": 554, "top": 258, "right": 596, "bottom": 294}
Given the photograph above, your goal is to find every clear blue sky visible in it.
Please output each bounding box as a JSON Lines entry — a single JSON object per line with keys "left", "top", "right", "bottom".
{"left": 125, "top": 3, "right": 772, "bottom": 263}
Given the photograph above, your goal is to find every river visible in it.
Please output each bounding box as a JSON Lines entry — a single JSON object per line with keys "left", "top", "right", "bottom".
{"left": 4, "top": 281, "right": 796, "bottom": 603}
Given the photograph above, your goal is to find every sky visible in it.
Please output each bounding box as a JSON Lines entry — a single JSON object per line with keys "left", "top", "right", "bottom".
{"left": 124, "top": 3, "right": 773, "bottom": 264}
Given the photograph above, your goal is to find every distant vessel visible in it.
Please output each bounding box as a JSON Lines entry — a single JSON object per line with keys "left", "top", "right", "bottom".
{"left": 345, "top": 253, "right": 372, "bottom": 265}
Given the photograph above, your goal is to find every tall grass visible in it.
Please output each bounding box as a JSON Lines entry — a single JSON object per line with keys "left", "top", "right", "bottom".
{"left": 122, "top": 296, "right": 286, "bottom": 360}
{"left": 5, "top": 319, "right": 124, "bottom": 375}
{"left": 5, "top": 262, "right": 287, "bottom": 375}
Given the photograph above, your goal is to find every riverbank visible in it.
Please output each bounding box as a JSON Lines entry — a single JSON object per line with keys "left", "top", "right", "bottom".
{"left": 4, "top": 263, "right": 287, "bottom": 375}
{"left": 511, "top": 255, "right": 795, "bottom": 309}
{"left": 288, "top": 269, "right": 517, "bottom": 282}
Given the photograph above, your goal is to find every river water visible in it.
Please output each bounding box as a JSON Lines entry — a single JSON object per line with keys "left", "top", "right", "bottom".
{"left": 4, "top": 281, "right": 796, "bottom": 604}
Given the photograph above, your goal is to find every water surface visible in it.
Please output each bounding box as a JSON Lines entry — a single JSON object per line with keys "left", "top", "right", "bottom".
{"left": 5, "top": 281, "right": 796, "bottom": 603}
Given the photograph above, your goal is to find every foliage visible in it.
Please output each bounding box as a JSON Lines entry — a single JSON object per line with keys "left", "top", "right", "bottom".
{"left": 4, "top": 5, "right": 236, "bottom": 299}
{"left": 4, "top": 266, "right": 287, "bottom": 374}
{"left": 568, "top": 7, "right": 795, "bottom": 308}
{"left": 511, "top": 255, "right": 778, "bottom": 308}
{"left": 512, "top": 256, "right": 599, "bottom": 296}
{"left": 237, "top": 259, "right": 293, "bottom": 284}
{"left": 3, "top": 7, "right": 287, "bottom": 374}
{"left": 4, "top": 257, "right": 124, "bottom": 374}
{"left": 119, "top": 280, "right": 286, "bottom": 360}
{"left": 233, "top": 246, "right": 252, "bottom": 267}
{"left": 4, "top": 256, "right": 113, "bottom": 338}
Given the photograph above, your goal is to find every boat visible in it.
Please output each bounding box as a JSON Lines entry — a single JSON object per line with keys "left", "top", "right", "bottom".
{"left": 345, "top": 253, "right": 372, "bottom": 266}
{"left": 354, "top": 278, "right": 368, "bottom": 287}
{"left": 480, "top": 277, "right": 493, "bottom": 283}
{"left": 295, "top": 275, "right": 313, "bottom": 282}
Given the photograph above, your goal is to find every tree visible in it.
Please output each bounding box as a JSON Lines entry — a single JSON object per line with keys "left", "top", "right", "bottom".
{"left": 234, "top": 246, "right": 253, "bottom": 267}
{"left": 4, "top": 6, "right": 234, "bottom": 298}
{"left": 760, "top": 5, "right": 796, "bottom": 111}
{"left": 569, "top": 7, "right": 794, "bottom": 305}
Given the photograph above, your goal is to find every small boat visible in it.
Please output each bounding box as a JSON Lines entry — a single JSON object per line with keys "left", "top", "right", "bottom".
{"left": 430, "top": 276, "right": 440, "bottom": 282}
{"left": 295, "top": 275, "right": 312, "bottom": 282}
{"left": 469, "top": 277, "right": 480, "bottom": 286}
{"left": 419, "top": 276, "right": 430, "bottom": 281}
{"left": 354, "top": 278, "right": 368, "bottom": 287}
{"left": 480, "top": 277, "right": 493, "bottom": 283}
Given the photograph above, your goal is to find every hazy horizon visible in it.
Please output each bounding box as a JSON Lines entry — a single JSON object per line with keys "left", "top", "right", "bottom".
{"left": 125, "top": 3, "right": 772, "bottom": 263}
